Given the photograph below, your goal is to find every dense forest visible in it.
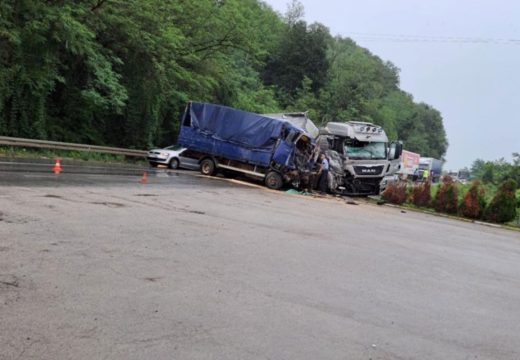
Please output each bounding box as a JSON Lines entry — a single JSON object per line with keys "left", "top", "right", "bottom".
{"left": 0, "top": 0, "right": 448, "bottom": 158}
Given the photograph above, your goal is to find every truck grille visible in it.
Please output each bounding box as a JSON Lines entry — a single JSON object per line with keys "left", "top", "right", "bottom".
{"left": 353, "top": 165, "right": 384, "bottom": 176}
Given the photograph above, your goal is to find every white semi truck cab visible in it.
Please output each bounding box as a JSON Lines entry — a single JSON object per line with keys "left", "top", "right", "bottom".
{"left": 318, "top": 121, "right": 402, "bottom": 195}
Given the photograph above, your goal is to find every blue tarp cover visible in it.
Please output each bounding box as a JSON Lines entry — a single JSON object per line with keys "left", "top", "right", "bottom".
{"left": 178, "top": 102, "right": 306, "bottom": 168}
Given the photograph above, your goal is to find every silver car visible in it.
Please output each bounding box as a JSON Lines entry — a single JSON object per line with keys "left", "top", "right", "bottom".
{"left": 147, "top": 145, "right": 200, "bottom": 170}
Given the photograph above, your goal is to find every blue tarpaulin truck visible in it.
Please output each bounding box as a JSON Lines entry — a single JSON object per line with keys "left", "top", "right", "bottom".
{"left": 177, "top": 102, "right": 316, "bottom": 190}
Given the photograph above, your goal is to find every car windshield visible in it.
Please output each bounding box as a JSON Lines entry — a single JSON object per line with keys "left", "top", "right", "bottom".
{"left": 164, "top": 145, "right": 182, "bottom": 150}
{"left": 345, "top": 140, "right": 387, "bottom": 160}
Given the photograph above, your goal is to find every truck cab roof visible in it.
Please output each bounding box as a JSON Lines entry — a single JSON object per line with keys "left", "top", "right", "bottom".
{"left": 320, "top": 121, "right": 389, "bottom": 143}
{"left": 263, "top": 112, "right": 319, "bottom": 139}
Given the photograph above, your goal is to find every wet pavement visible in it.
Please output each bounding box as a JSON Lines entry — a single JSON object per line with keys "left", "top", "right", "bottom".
{"left": 1, "top": 170, "right": 520, "bottom": 360}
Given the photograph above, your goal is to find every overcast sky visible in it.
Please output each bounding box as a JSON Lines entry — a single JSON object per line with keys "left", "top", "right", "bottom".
{"left": 264, "top": 0, "right": 520, "bottom": 170}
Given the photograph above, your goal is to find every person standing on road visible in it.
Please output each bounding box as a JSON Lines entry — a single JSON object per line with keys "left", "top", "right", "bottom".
{"left": 413, "top": 168, "right": 419, "bottom": 182}
{"left": 422, "top": 169, "right": 429, "bottom": 182}
{"left": 318, "top": 153, "right": 329, "bottom": 194}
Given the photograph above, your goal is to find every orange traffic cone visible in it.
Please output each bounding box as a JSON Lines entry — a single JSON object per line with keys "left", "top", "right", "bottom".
{"left": 53, "top": 159, "right": 62, "bottom": 174}
{"left": 139, "top": 171, "right": 148, "bottom": 184}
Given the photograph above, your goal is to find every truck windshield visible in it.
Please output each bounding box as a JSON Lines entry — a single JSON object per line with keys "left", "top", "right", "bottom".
{"left": 345, "top": 140, "right": 387, "bottom": 160}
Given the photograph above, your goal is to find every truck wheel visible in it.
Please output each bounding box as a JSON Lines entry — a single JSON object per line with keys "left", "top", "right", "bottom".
{"left": 265, "top": 171, "right": 283, "bottom": 190}
{"left": 169, "top": 158, "right": 179, "bottom": 169}
{"left": 200, "top": 158, "right": 216, "bottom": 176}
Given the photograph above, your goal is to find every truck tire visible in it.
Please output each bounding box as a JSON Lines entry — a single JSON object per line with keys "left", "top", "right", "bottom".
{"left": 265, "top": 171, "right": 283, "bottom": 190}
{"left": 200, "top": 158, "right": 216, "bottom": 176}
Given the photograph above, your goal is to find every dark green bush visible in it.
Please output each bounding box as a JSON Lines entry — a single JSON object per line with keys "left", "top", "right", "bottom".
{"left": 484, "top": 179, "right": 518, "bottom": 223}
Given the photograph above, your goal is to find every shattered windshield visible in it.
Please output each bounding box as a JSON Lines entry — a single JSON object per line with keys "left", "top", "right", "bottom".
{"left": 345, "top": 140, "right": 387, "bottom": 160}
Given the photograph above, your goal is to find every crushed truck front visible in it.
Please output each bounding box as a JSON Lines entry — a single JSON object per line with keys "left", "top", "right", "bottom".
{"left": 318, "top": 121, "right": 402, "bottom": 195}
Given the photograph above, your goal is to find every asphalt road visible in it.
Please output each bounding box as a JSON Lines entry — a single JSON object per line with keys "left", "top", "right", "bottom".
{"left": 1, "top": 170, "right": 519, "bottom": 360}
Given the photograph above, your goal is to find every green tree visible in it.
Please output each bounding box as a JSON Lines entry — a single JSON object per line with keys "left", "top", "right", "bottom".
{"left": 262, "top": 15, "right": 331, "bottom": 102}
{"left": 0, "top": 0, "right": 449, "bottom": 157}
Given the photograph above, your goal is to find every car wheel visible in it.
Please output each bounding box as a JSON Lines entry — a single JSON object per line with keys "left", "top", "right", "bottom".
{"left": 265, "top": 171, "right": 283, "bottom": 190}
{"left": 200, "top": 158, "right": 216, "bottom": 176}
{"left": 169, "top": 158, "right": 179, "bottom": 169}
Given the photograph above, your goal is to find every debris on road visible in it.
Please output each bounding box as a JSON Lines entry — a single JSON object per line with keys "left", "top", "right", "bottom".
{"left": 285, "top": 189, "right": 304, "bottom": 195}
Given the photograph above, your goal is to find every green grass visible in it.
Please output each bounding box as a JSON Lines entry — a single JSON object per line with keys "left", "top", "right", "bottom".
{"left": 0, "top": 146, "right": 145, "bottom": 165}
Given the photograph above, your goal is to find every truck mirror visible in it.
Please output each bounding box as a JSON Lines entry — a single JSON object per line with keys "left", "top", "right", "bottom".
{"left": 394, "top": 142, "right": 403, "bottom": 160}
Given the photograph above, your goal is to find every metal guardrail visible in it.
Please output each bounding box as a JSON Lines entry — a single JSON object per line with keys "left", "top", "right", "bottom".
{"left": 0, "top": 136, "right": 147, "bottom": 157}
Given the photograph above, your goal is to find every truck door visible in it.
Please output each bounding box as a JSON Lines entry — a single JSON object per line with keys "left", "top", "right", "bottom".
{"left": 387, "top": 141, "right": 403, "bottom": 175}
{"left": 272, "top": 129, "right": 299, "bottom": 168}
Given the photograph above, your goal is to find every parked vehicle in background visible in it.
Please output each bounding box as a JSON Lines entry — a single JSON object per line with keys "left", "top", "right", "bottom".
{"left": 318, "top": 121, "right": 402, "bottom": 195}
{"left": 177, "top": 102, "right": 316, "bottom": 190}
{"left": 398, "top": 150, "right": 421, "bottom": 180}
{"left": 419, "top": 157, "right": 443, "bottom": 182}
{"left": 147, "top": 145, "right": 200, "bottom": 170}
{"left": 457, "top": 168, "right": 471, "bottom": 184}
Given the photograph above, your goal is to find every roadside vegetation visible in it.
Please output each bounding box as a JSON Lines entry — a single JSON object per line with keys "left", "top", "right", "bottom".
{"left": 469, "top": 153, "right": 520, "bottom": 188}
{"left": 0, "top": 146, "right": 144, "bottom": 164}
{"left": 383, "top": 177, "right": 520, "bottom": 226}
{"left": 0, "top": 0, "right": 447, "bottom": 159}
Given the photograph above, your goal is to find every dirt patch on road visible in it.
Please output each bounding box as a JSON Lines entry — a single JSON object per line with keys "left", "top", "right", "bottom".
{"left": 0, "top": 211, "right": 35, "bottom": 224}
{"left": 0, "top": 274, "right": 22, "bottom": 305}
{"left": 44, "top": 194, "right": 63, "bottom": 199}
{"left": 90, "top": 201, "right": 126, "bottom": 208}
{"left": 0, "top": 275, "right": 19, "bottom": 289}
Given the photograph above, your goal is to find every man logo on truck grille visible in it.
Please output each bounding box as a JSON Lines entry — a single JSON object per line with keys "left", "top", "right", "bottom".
{"left": 354, "top": 165, "right": 384, "bottom": 175}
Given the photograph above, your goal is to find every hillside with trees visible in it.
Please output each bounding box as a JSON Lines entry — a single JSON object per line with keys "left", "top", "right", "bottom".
{"left": 0, "top": 0, "right": 447, "bottom": 158}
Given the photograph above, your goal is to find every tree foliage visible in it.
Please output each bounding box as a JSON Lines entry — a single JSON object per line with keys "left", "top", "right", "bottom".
{"left": 0, "top": 0, "right": 448, "bottom": 157}
{"left": 471, "top": 154, "right": 520, "bottom": 187}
